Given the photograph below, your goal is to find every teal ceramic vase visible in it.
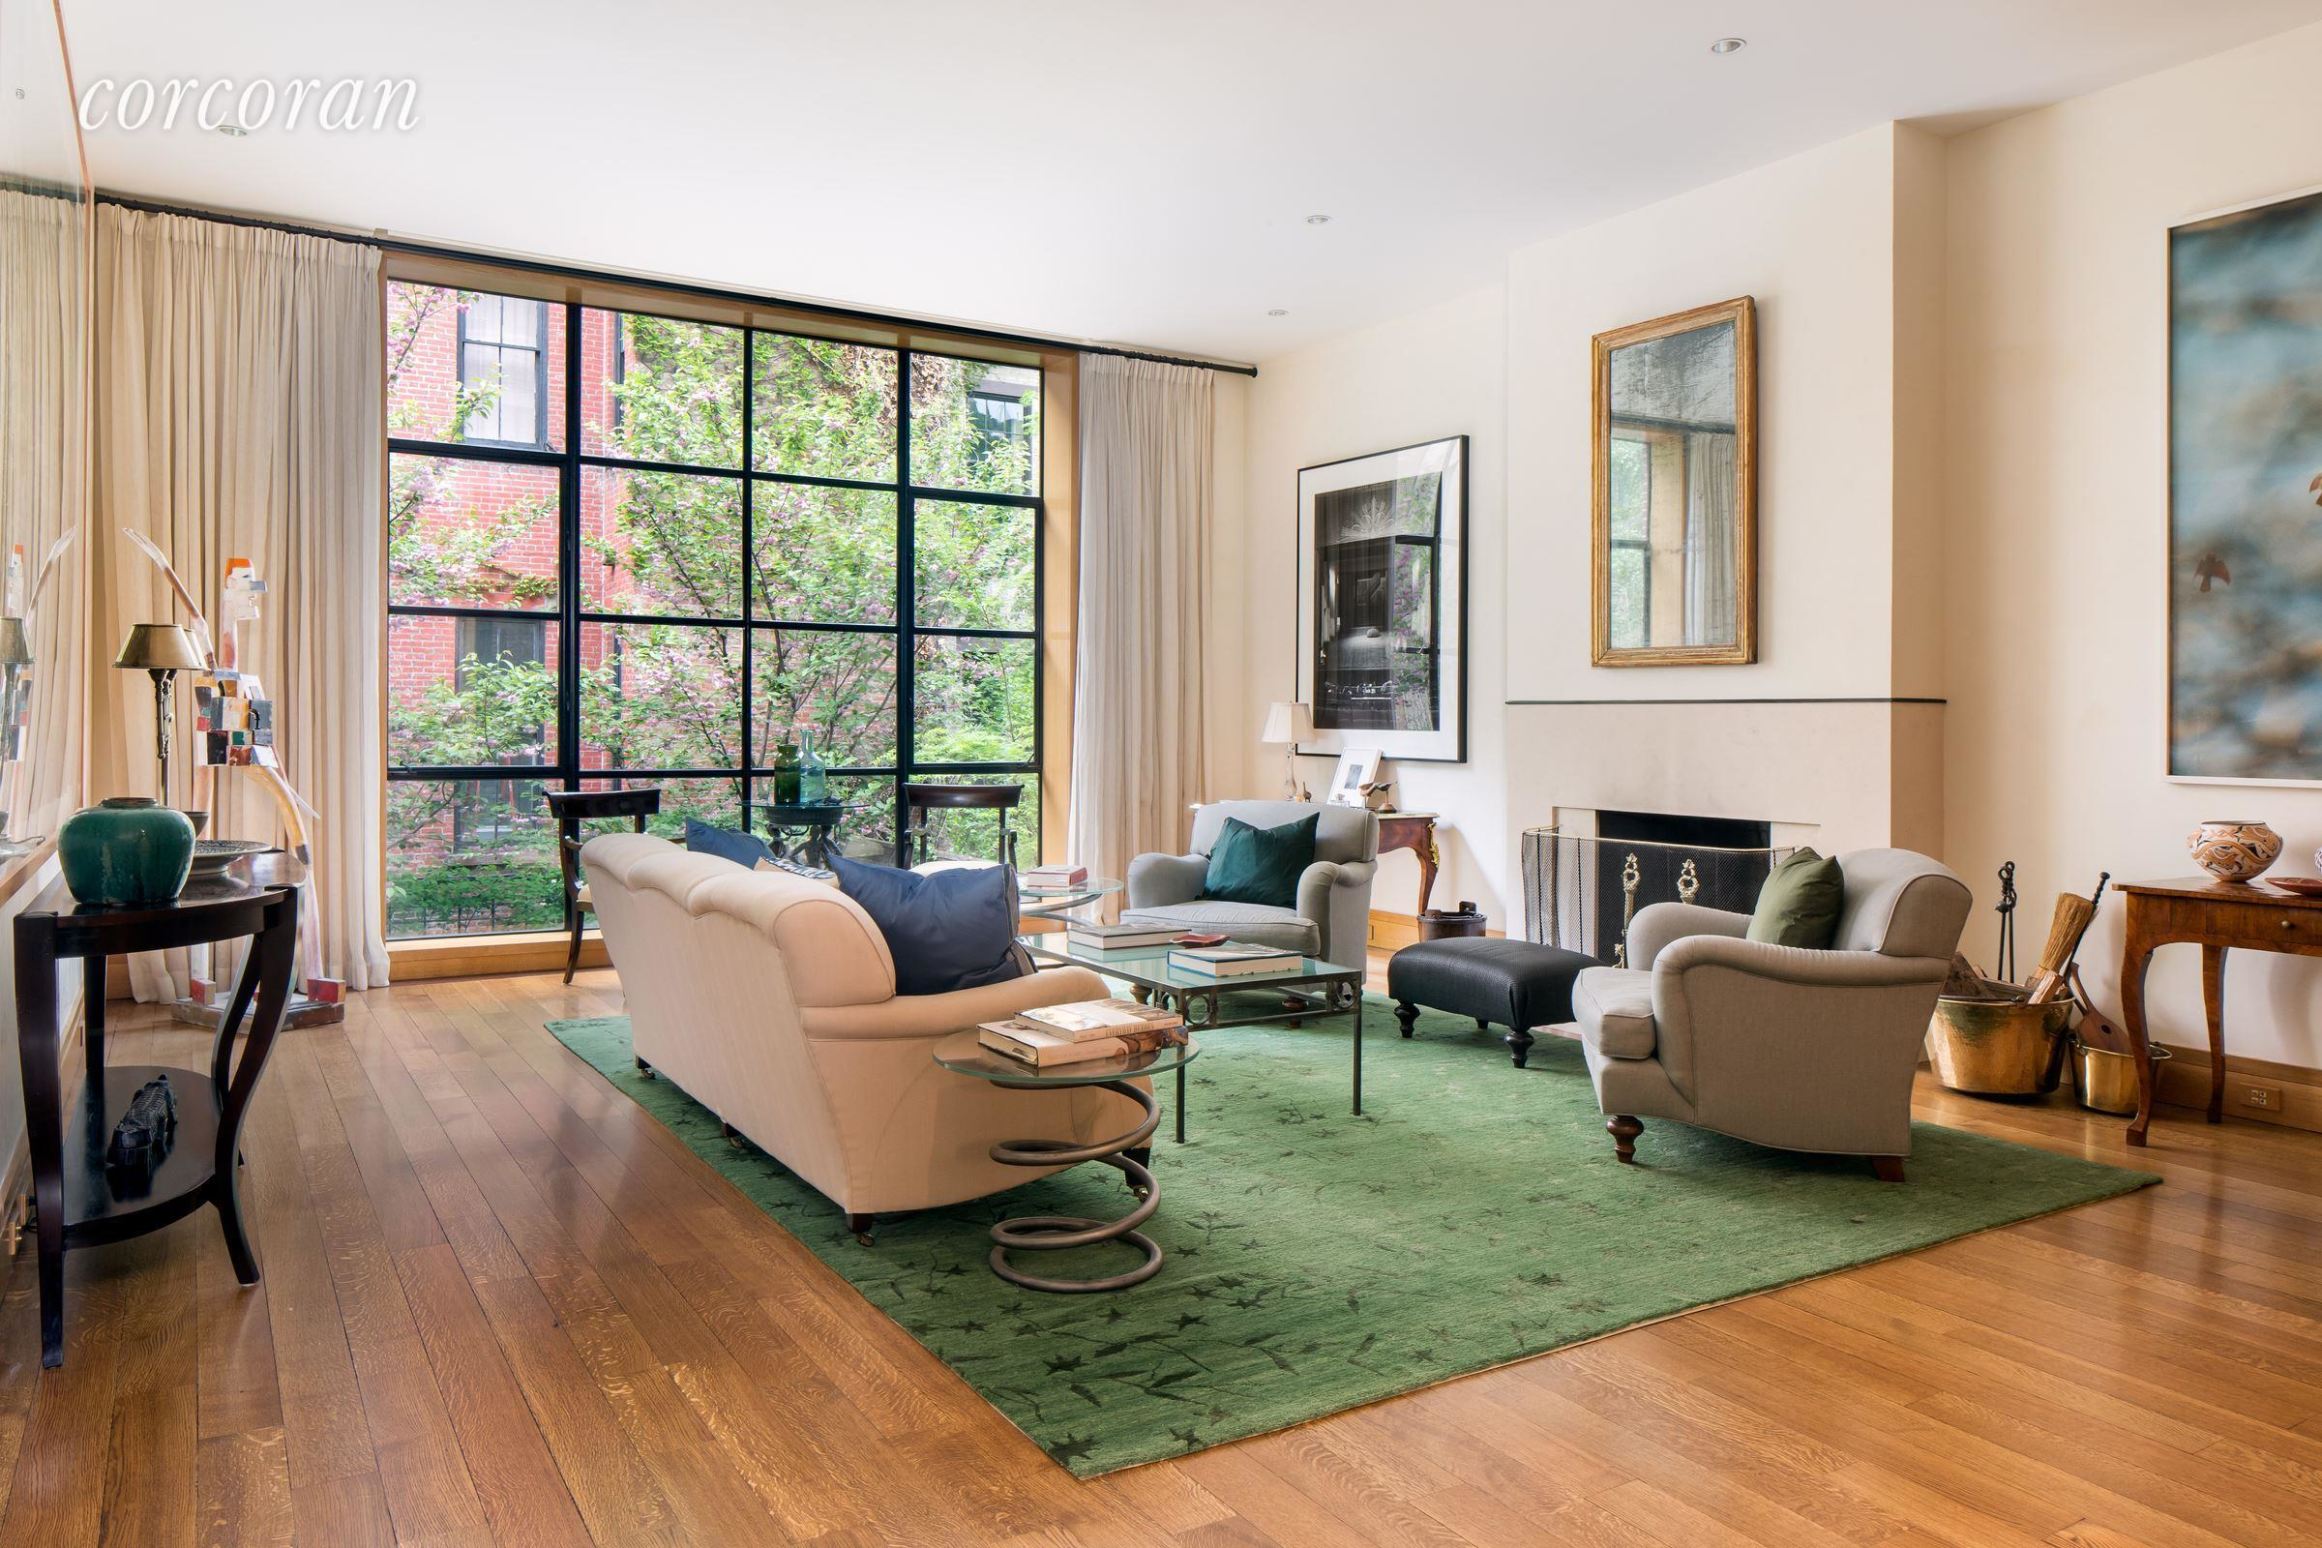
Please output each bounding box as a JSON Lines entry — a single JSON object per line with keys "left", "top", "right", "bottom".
{"left": 58, "top": 797, "right": 196, "bottom": 906}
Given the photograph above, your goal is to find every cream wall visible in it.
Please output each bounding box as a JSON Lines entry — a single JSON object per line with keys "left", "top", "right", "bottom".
{"left": 1944, "top": 19, "right": 2322, "bottom": 1068}
{"left": 1237, "top": 286, "right": 1510, "bottom": 924}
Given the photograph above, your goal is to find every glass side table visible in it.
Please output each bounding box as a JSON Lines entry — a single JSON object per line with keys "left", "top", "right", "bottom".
{"left": 931, "top": 1030, "right": 1198, "bottom": 1293}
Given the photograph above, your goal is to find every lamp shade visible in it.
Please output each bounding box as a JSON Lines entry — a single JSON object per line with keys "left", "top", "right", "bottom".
{"left": 0, "top": 616, "right": 30, "bottom": 667}
{"left": 1259, "top": 700, "right": 1313, "bottom": 746}
{"left": 114, "top": 622, "right": 205, "bottom": 673}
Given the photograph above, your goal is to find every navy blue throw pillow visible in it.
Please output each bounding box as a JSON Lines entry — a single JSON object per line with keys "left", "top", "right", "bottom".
{"left": 683, "top": 817, "right": 773, "bottom": 869}
{"left": 830, "top": 856, "right": 1029, "bottom": 997}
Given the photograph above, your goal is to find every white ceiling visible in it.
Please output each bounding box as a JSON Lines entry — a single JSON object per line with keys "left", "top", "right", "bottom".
{"left": 58, "top": 0, "right": 2322, "bottom": 364}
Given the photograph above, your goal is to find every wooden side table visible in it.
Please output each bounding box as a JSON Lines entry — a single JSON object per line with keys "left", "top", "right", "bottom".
{"left": 2114, "top": 875, "right": 2322, "bottom": 1147}
{"left": 1376, "top": 811, "right": 1442, "bottom": 916}
{"left": 13, "top": 852, "right": 302, "bottom": 1365}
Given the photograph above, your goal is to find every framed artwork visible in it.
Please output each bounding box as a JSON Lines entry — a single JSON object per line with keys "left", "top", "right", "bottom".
{"left": 2170, "top": 186, "right": 2322, "bottom": 783}
{"left": 1325, "top": 748, "right": 1382, "bottom": 808}
{"left": 1295, "top": 435, "right": 1468, "bottom": 763}
{"left": 1590, "top": 297, "right": 1757, "bottom": 666}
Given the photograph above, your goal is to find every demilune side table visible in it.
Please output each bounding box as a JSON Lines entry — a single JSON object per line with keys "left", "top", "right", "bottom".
{"left": 13, "top": 852, "right": 302, "bottom": 1366}
{"left": 932, "top": 1030, "right": 1198, "bottom": 1293}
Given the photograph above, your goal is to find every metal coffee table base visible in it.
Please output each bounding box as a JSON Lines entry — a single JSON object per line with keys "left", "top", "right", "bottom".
{"left": 988, "top": 1078, "right": 1165, "bottom": 1293}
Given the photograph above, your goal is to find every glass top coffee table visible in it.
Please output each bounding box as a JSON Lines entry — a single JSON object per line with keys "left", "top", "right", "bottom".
{"left": 932, "top": 1030, "right": 1199, "bottom": 1293}
{"left": 1018, "top": 937, "right": 1367, "bottom": 1142}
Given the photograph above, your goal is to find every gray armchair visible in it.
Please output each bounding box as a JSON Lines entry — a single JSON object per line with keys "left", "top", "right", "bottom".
{"left": 1123, "top": 800, "right": 1378, "bottom": 969}
{"left": 1573, "top": 848, "right": 1971, "bottom": 1180}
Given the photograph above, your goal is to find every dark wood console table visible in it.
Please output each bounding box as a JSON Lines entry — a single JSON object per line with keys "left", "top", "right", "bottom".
{"left": 1377, "top": 811, "right": 1442, "bottom": 915}
{"left": 12, "top": 851, "right": 302, "bottom": 1366}
{"left": 2114, "top": 875, "right": 2322, "bottom": 1147}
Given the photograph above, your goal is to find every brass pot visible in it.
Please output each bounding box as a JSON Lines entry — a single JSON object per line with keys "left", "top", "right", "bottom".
{"left": 2073, "top": 1040, "right": 2170, "bottom": 1116}
{"left": 1927, "top": 993, "right": 2072, "bottom": 1095}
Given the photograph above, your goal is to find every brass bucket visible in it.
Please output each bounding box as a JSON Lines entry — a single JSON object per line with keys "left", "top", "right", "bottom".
{"left": 1928, "top": 994, "right": 2071, "bottom": 1095}
{"left": 2074, "top": 1040, "right": 2170, "bottom": 1116}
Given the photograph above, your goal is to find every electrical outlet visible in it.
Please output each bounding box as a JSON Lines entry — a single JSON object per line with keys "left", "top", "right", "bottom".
{"left": 2239, "top": 1080, "right": 2286, "bottom": 1114}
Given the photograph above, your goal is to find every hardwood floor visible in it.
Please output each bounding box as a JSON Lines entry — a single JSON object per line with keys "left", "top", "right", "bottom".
{"left": 6, "top": 967, "right": 2322, "bottom": 1546}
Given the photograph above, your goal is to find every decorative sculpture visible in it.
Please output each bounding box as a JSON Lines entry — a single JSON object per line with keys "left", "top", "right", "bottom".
{"left": 105, "top": 1072, "right": 179, "bottom": 1177}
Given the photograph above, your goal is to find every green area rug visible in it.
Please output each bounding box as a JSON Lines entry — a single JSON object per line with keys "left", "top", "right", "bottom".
{"left": 548, "top": 998, "right": 2158, "bottom": 1477}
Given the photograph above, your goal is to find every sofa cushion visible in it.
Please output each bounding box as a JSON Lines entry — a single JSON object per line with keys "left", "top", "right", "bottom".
{"left": 1202, "top": 813, "right": 1318, "bottom": 907}
{"left": 1748, "top": 847, "right": 1846, "bottom": 949}
{"left": 1118, "top": 900, "right": 1321, "bottom": 956}
{"left": 830, "top": 855, "right": 1028, "bottom": 996}
{"left": 684, "top": 817, "right": 774, "bottom": 869}
{"left": 1575, "top": 968, "right": 1658, "bottom": 1060}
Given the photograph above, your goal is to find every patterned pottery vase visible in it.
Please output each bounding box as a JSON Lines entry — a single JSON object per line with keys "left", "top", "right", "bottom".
{"left": 2187, "top": 819, "right": 2283, "bottom": 883}
{"left": 58, "top": 797, "right": 195, "bottom": 906}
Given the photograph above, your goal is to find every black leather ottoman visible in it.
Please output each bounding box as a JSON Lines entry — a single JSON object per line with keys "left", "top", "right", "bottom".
{"left": 1387, "top": 937, "right": 1597, "bottom": 1068}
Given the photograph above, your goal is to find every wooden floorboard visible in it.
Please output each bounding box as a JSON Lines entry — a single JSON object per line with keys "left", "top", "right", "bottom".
{"left": 6, "top": 964, "right": 2322, "bottom": 1545}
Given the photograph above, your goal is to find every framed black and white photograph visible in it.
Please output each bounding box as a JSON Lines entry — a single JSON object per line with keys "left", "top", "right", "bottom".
{"left": 1325, "top": 748, "right": 1382, "bottom": 807}
{"left": 1295, "top": 435, "right": 1468, "bottom": 763}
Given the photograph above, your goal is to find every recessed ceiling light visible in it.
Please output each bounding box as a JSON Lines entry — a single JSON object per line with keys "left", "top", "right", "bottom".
{"left": 1305, "top": 214, "right": 1332, "bottom": 226}
{"left": 1709, "top": 37, "right": 1746, "bottom": 55}
{"left": 1267, "top": 308, "right": 1289, "bottom": 317}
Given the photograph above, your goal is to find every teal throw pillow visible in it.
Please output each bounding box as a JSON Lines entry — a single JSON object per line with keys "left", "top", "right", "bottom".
{"left": 1203, "top": 814, "right": 1319, "bottom": 908}
{"left": 1747, "top": 847, "right": 1846, "bottom": 949}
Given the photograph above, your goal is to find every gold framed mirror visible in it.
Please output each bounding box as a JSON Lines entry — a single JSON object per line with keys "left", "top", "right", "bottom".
{"left": 1590, "top": 296, "right": 1756, "bottom": 666}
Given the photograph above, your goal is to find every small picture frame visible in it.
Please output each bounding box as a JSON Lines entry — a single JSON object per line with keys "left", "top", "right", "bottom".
{"left": 1326, "top": 749, "right": 1382, "bottom": 807}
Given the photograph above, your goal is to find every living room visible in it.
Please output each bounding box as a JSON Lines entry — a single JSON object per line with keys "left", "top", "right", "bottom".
{"left": 7, "top": 2, "right": 2322, "bottom": 1543}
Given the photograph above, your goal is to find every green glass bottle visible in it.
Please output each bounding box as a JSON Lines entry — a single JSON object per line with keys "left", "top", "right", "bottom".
{"left": 798, "top": 729, "right": 829, "bottom": 805}
{"left": 772, "top": 739, "right": 802, "bottom": 805}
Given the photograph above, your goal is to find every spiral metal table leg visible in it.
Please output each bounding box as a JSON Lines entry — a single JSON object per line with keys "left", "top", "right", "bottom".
{"left": 988, "top": 1079, "right": 1165, "bottom": 1293}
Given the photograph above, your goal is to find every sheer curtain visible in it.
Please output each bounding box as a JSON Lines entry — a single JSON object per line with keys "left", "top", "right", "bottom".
{"left": 94, "top": 205, "right": 388, "bottom": 997}
{"left": 1684, "top": 430, "right": 1738, "bottom": 645}
{"left": 1066, "top": 354, "right": 1214, "bottom": 883}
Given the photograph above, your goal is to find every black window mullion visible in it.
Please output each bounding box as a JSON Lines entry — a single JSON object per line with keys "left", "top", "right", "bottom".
{"left": 557, "top": 300, "right": 581, "bottom": 793}
{"left": 895, "top": 346, "right": 915, "bottom": 863}
{"left": 739, "top": 320, "right": 755, "bottom": 815}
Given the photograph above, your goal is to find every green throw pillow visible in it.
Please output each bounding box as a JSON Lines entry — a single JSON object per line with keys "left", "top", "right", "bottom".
{"left": 1202, "top": 814, "right": 1319, "bottom": 908}
{"left": 1748, "top": 847, "right": 1846, "bottom": 948}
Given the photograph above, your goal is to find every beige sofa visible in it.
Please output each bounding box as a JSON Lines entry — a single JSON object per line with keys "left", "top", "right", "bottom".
{"left": 582, "top": 833, "right": 1148, "bottom": 1236}
{"left": 1573, "top": 848, "right": 1971, "bottom": 1180}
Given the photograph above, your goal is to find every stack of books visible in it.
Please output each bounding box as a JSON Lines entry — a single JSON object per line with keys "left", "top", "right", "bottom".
{"left": 1167, "top": 942, "right": 1303, "bottom": 977}
{"left": 1064, "top": 920, "right": 1180, "bottom": 953}
{"left": 977, "top": 998, "right": 1187, "bottom": 1068}
{"left": 1020, "top": 863, "right": 1089, "bottom": 893}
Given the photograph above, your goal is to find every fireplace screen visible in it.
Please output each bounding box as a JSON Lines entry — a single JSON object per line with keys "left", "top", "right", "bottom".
{"left": 1522, "top": 825, "right": 1793, "bottom": 965}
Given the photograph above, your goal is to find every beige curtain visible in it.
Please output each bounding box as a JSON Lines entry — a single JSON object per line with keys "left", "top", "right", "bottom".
{"left": 94, "top": 204, "right": 387, "bottom": 997}
{"left": 1683, "top": 430, "right": 1738, "bottom": 646}
{"left": 0, "top": 188, "right": 88, "bottom": 845}
{"left": 1066, "top": 354, "right": 1213, "bottom": 882}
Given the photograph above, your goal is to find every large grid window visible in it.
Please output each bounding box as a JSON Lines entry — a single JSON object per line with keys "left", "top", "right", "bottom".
{"left": 385, "top": 280, "right": 1043, "bottom": 939}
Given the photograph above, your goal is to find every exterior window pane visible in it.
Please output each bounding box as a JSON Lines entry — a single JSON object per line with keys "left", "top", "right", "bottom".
{"left": 750, "top": 483, "right": 895, "bottom": 624}
{"left": 582, "top": 308, "right": 743, "bottom": 467}
{"left": 914, "top": 635, "right": 1034, "bottom": 763}
{"left": 751, "top": 627, "right": 899, "bottom": 770}
{"left": 581, "top": 467, "right": 743, "bottom": 619}
{"left": 751, "top": 333, "right": 897, "bottom": 481}
{"left": 385, "top": 776, "right": 562, "bottom": 939}
{"left": 577, "top": 622, "right": 744, "bottom": 772}
{"left": 388, "top": 615, "right": 559, "bottom": 768}
{"left": 911, "top": 356, "right": 1039, "bottom": 496}
{"left": 390, "top": 453, "right": 560, "bottom": 609}
{"left": 914, "top": 500, "right": 1033, "bottom": 631}
{"left": 391, "top": 280, "right": 567, "bottom": 449}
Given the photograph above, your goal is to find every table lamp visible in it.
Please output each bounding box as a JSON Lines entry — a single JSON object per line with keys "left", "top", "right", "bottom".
{"left": 1259, "top": 700, "right": 1314, "bottom": 801}
{"left": 114, "top": 622, "right": 205, "bottom": 806}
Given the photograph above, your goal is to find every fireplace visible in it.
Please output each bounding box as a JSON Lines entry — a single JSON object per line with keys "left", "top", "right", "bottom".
{"left": 1522, "top": 811, "right": 1789, "bottom": 964}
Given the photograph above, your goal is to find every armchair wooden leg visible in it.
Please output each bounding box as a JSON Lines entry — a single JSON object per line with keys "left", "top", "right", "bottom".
{"left": 1871, "top": 1156, "right": 1906, "bottom": 1183}
{"left": 846, "top": 1213, "right": 875, "bottom": 1246}
{"left": 1608, "top": 1115, "right": 1642, "bottom": 1163}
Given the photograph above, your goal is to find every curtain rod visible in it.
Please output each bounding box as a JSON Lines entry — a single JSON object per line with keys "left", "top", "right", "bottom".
{"left": 95, "top": 190, "right": 1261, "bottom": 379}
